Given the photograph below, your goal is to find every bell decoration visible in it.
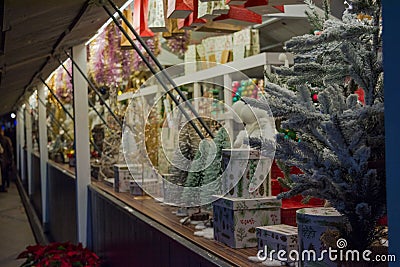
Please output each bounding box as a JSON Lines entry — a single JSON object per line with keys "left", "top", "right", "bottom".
{"left": 213, "top": 5, "right": 262, "bottom": 26}
{"left": 167, "top": 0, "right": 194, "bottom": 19}
{"left": 133, "top": 0, "right": 154, "bottom": 38}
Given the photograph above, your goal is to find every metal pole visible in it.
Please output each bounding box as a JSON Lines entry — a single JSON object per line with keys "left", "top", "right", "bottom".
{"left": 63, "top": 50, "right": 123, "bottom": 129}
{"left": 40, "top": 78, "right": 74, "bottom": 120}
{"left": 56, "top": 57, "right": 111, "bottom": 130}
{"left": 103, "top": 3, "right": 214, "bottom": 139}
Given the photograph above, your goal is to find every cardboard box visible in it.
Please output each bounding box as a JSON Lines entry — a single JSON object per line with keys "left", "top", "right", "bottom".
{"left": 256, "top": 224, "right": 298, "bottom": 262}
{"left": 130, "top": 178, "right": 161, "bottom": 196}
{"left": 213, "top": 196, "right": 281, "bottom": 248}
{"left": 221, "top": 149, "right": 271, "bottom": 199}
{"left": 233, "top": 28, "right": 260, "bottom": 61}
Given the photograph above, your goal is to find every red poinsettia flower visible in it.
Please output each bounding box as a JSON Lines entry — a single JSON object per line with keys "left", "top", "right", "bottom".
{"left": 18, "top": 242, "right": 101, "bottom": 267}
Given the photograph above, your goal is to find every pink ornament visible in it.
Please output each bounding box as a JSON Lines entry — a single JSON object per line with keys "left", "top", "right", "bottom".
{"left": 312, "top": 93, "right": 318, "bottom": 102}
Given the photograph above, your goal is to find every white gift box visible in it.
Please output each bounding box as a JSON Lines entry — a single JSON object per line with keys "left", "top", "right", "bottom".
{"left": 213, "top": 196, "right": 281, "bottom": 248}
{"left": 113, "top": 164, "right": 142, "bottom": 193}
{"left": 256, "top": 224, "right": 298, "bottom": 263}
{"left": 221, "top": 149, "right": 271, "bottom": 199}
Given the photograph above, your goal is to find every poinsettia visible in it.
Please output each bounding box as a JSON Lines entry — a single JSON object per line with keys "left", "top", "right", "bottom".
{"left": 17, "top": 242, "right": 100, "bottom": 267}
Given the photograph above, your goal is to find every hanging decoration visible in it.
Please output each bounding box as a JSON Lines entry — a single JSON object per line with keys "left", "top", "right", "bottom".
{"left": 89, "top": 30, "right": 107, "bottom": 86}
{"left": 133, "top": 0, "right": 154, "bottom": 38}
{"left": 213, "top": 5, "right": 262, "bottom": 26}
{"left": 190, "top": 0, "right": 206, "bottom": 27}
{"left": 132, "top": 37, "right": 161, "bottom": 71}
{"left": 120, "top": 6, "right": 135, "bottom": 48}
{"left": 211, "top": 0, "right": 230, "bottom": 15}
{"left": 162, "top": 18, "right": 185, "bottom": 38}
{"left": 198, "top": 1, "right": 218, "bottom": 20}
{"left": 148, "top": 0, "right": 168, "bottom": 32}
{"left": 244, "top": 0, "right": 285, "bottom": 15}
{"left": 167, "top": 0, "right": 194, "bottom": 19}
{"left": 166, "top": 31, "right": 191, "bottom": 57}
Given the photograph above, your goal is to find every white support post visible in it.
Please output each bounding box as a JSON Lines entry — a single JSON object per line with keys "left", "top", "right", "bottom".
{"left": 16, "top": 108, "right": 20, "bottom": 172}
{"left": 72, "top": 44, "right": 91, "bottom": 246}
{"left": 38, "top": 85, "right": 49, "bottom": 224}
{"left": 20, "top": 107, "right": 26, "bottom": 181}
{"left": 25, "top": 101, "right": 33, "bottom": 196}
{"left": 223, "top": 74, "right": 233, "bottom": 139}
{"left": 193, "top": 82, "right": 200, "bottom": 111}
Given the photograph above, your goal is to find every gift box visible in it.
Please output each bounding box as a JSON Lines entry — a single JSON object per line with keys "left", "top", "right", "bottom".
{"left": 213, "top": 196, "right": 281, "bottom": 248}
{"left": 297, "top": 207, "right": 347, "bottom": 267}
{"left": 233, "top": 28, "right": 260, "bottom": 61}
{"left": 221, "top": 149, "right": 271, "bottom": 199}
{"left": 214, "top": 34, "right": 233, "bottom": 64}
{"left": 130, "top": 178, "right": 161, "bottom": 196}
{"left": 184, "top": 44, "right": 198, "bottom": 74}
{"left": 256, "top": 224, "right": 298, "bottom": 263}
{"left": 281, "top": 200, "right": 324, "bottom": 226}
{"left": 113, "top": 164, "right": 143, "bottom": 193}
{"left": 226, "top": 0, "right": 247, "bottom": 5}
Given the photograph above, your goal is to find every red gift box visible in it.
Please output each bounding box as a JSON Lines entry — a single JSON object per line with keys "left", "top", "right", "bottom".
{"left": 281, "top": 200, "right": 324, "bottom": 226}
{"left": 213, "top": 5, "right": 262, "bottom": 26}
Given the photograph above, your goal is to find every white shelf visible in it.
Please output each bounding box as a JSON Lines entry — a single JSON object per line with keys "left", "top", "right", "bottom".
{"left": 117, "top": 52, "right": 293, "bottom": 101}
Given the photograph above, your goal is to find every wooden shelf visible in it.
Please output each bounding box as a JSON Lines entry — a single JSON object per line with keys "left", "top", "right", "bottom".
{"left": 117, "top": 52, "right": 293, "bottom": 101}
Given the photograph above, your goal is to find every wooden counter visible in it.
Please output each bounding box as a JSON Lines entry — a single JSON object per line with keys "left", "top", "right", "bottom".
{"left": 91, "top": 180, "right": 262, "bottom": 267}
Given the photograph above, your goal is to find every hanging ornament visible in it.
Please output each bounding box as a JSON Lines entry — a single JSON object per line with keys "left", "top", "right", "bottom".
{"left": 148, "top": 0, "right": 168, "bottom": 32}
{"left": 191, "top": 0, "right": 207, "bottom": 27}
{"left": 133, "top": 0, "right": 154, "bottom": 38}
{"left": 311, "top": 92, "right": 318, "bottom": 103}
{"left": 120, "top": 6, "right": 135, "bottom": 48}
{"left": 212, "top": 0, "right": 230, "bottom": 15}
{"left": 178, "top": 14, "right": 194, "bottom": 30}
{"left": 198, "top": 0, "right": 219, "bottom": 20}
{"left": 162, "top": 18, "right": 185, "bottom": 38}
{"left": 213, "top": 5, "right": 262, "bottom": 26}
{"left": 167, "top": 0, "right": 194, "bottom": 19}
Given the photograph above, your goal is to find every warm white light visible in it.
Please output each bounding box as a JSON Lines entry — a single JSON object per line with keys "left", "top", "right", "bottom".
{"left": 11, "top": 113, "right": 16, "bottom": 119}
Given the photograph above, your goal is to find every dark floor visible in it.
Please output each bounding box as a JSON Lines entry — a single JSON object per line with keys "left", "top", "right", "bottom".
{"left": 0, "top": 182, "right": 35, "bottom": 267}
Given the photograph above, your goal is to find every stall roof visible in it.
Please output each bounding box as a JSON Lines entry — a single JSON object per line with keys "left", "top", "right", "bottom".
{"left": 0, "top": 0, "right": 125, "bottom": 115}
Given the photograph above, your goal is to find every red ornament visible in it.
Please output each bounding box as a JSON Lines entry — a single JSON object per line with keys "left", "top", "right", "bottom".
{"left": 213, "top": 5, "right": 262, "bottom": 26}
{"left": 312, "top": 93, "right": 318, "bottom": 103}
{"left": 354, "top": 88, "right": 365, "bottom": 105}
{"left": 167, "top": 0, "right": 194, "bottom": 19}
{"left": 133, "top": 0, "right": 154, "bottom": 38}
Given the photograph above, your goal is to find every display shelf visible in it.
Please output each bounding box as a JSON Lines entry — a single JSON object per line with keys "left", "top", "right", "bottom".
{"left": 117, "top": 52, "right": 294, "bottom": 101}
{"left": 92, "top": 180, "right": 262, "bottom": 266}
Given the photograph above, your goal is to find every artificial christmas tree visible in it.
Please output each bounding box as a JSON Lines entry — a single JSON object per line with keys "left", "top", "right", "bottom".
{"left": 245, "top": 0, "right": 385, "bottom": 252}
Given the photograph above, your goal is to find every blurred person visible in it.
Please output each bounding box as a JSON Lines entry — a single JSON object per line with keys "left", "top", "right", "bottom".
{"left": 0, "top": 128, "right": 13, "bottom": 192}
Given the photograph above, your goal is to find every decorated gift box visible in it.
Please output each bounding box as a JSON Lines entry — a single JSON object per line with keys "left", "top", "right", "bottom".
{"left": 297, "top": 207, "right": 347, "bottom": 267}
{"left": 213, "top": 196, "right": 281, "bottom": 248}
{"left": 198, "top": 1, "right": 218, "bottom": 20}
{"left": 113, "top": 164, "right": 143, "bottom": 193}
{"left": 217, "top": 34, "right": 233, "bottom": 64}
{"left": 233, "top": 28, "right": 260, "bottom": 61}
{"left": 221, "top": 149, "right": 271, "bottom": 199}
{"left": 184, "top": 44, "right": 198, "bottom": 74}
{"left": 256, "top": 224, "right": 298, "bottom": 263}
{"left": 130, "top": 178, "right": 161, "bottom": 196}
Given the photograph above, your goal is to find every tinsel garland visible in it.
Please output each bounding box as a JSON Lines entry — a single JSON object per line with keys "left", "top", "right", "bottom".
{"left": 89, "top": 30, "right": 107, "bottom": 86}
{"left": 132, "top": 37, "right": 160, "bottom": 71}
{"left": 166, "top": 31, "right": 190, "bottom": 57}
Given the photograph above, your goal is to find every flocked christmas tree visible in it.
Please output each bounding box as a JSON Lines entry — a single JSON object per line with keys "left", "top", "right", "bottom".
{"left": 244, "top": 0, "right": 385, "bottom": 251}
